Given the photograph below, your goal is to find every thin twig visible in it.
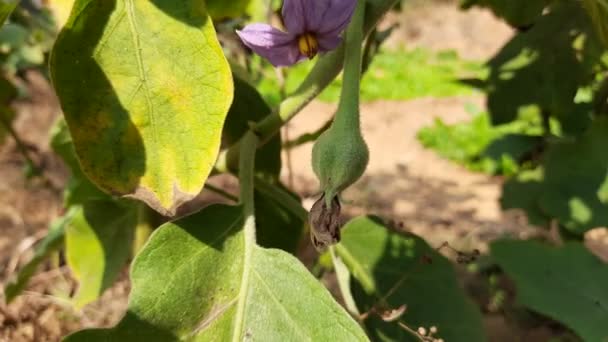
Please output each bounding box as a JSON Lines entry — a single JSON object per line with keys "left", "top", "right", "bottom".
{"left": 204, "top": 183, "right": 238, "bottom": 202}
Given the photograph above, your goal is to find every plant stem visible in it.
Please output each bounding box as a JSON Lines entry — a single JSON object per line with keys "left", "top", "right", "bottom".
{"left": 283, "top": 117, "right": 333, "bottom": 149}
{"left": 332, "top": 0, "right": 365, "bottom": 132}
{"left": 233, "top": 131, "right": 259, "bottom": 341}
{"left": 330, "top": 246, "right": 361, "bottom": 317}
{"left": 132, "top": 204, "right": 154, "bottom": 255}
{"left": 238, "top": 131, "right": 259, "bottom": 238}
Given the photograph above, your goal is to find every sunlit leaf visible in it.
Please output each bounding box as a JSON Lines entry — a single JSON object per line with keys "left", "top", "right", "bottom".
{"left": 492, "top": 239, "right": 608, "bottom": 341}
{"left": 65, "top": 204, "right": 367, "bottom": 341}
{"left": 0, "top": 0, "right": 19, "bottom": 27}
{"left": 66, "top": 200, "right": 137, "bottom": 307}
{"left": 336, "top": 216, "right": 486, "bottom": 342}
{"left": 51, "top": 0, "right": 233, "bottom": 216}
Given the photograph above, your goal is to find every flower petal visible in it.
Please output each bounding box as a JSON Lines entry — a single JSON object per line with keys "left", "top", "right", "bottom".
{"left": 237, "top": 24, "right": 303, "bottom": 67}
{"left": 282, "top": 0, "right": 306, "bottom": 34}
{"left": 283, "top": 0, "right": 332, "bottom": 34}
{"left": 318, "top": 35, "right": 342, "bottom": 53}
{"left": 317, "top": 0, "right": 357, "bottom": 37}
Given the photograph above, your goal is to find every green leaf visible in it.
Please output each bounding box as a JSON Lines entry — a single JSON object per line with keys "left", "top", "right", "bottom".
{"left": 502, "top": 117, "right": 608, "bottom": 233}
{"left": 538, "top": 118, "right": 608, "bottom": 233}
{"left": 492, "top": 239, "right": 608, "bottom": 341}
{"left": 460, "top": 0, "right": 547, "bottom": 27}
{"left": 50, "top": 0, "right": 233, "bottom": 216}
{"left": 65, "top": 204, "right": 367, "bottom": 341}
{"left": 206, "top": 0, "right": 251, "bottom": 19}
{"left": 66, "top": 200, "right": 137, "bottom": 307}
{"left": 337, "top": 216, "right": 486, "bottom": 342}
{"left": 4, "top": 209, "right": 74, "bottom": 303}
{"left": 501, "top": 167, "right": 549, "bottom": 227}
{"left": 224, "top": 76, "right": 281, "bottom": 176}
{"left": 483, "top": 2, "right": 597, "bottom": 130}
{"left": 254, "top": 187, "right": 304, "bottom": 253}
{"left": 0, "top": 0, "right": 19, "bottom": 27}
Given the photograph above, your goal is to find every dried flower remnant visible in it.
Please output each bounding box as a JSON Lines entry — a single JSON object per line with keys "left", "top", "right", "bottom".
{"left": 236, "top": 0, "right": 357, "bottom": 66}
{"left": 309, "top": 194, "right": 341, "bottom": 251}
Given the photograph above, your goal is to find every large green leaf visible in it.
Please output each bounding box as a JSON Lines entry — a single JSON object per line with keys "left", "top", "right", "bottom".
{"left": 461, "top": 0, "right": 547, "bottom": 28}
{"left": 65, "top": 204, "right": 367, "bottom": 341}
{"left": 482, "top": 2, "right": 597, "bottom": 131}
{"left": 4, "top": 209, "right": 74, "bottom": 303}
{"left": 501, "top": 167, "right": 549, "bottom": 227}
{"left": 337, "top": 216, "right": 486, "bottom": 342}
{"left": 50, "top": 0, "right": 233, "bottom": 216}
{"left": 0, "top": 0, "right": 18, "bottom": 26}
{"left": 66, "top": 200, "right": 137, "bottom": 307}
{"left": 501, "top": 117, "right": 608, "bottom": 233}
{"left": 492, "top": 239, "right": 608, "bottom": 341}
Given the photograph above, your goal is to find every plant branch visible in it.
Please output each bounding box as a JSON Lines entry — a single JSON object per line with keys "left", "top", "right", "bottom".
{"left": 0, "top": 108, "right": 40, "bottom": 174}
{"left": 239, "top": 132, "right": 259, "bottom": 220}
{"left": 220, "top": 0, "right": 400, "bottom": 172}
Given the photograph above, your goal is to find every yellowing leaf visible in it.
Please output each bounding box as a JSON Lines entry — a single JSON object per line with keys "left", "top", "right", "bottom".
{"left": 51, "top": 0, "right": 233, "bottom": 216}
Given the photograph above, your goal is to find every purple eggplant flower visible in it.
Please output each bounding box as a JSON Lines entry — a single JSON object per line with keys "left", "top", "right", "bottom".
{"left": 237, "top": 0, "right": 358, "bottom": 67}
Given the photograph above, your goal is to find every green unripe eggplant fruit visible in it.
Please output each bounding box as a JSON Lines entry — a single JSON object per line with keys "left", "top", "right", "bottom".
{"left": 312, "top": 112, "right": 369, "bottom": 206}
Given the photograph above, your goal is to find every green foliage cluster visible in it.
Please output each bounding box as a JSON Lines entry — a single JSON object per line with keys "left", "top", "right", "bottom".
{"left": 418, "top": 0, "right": 608, "bottom": 339}
{"left": 2, "top": 0, "right": 608, "bottom": 341}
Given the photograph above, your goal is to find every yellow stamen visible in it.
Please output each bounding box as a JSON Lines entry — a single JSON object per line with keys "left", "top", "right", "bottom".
{"left": 298, "top": 33, "right": 319, "bottom": 59}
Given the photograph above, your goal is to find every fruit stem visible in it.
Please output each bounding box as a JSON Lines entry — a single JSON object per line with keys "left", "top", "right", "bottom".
{"left": 332, "top": 0, "right": 366, "bottom": 133}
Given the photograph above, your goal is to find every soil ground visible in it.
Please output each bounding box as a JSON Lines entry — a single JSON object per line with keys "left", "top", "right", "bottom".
{"left": 0, "top": 2, "right": 604, "bottom": 341}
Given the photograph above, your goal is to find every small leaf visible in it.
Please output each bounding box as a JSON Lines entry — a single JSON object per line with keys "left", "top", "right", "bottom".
{"left": 51, "top": 0, "right": 233, "bottom": 216}
{"left": 4, "top": 209, "right": 73, "bottom": 303}
{"left": 65, "top": 204, "right": 367, "bottom": 341}
{"left": 66, "top": 200, "right": 137, "bottom": 307}
{"left": 0, "top": 0, "right": 19, "bottom": 27}
{"left": 336, "top": 216, "right": 486, "bottom": 342}
{"left": 492, "top": 239, "right": 608, "bottom": 341}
